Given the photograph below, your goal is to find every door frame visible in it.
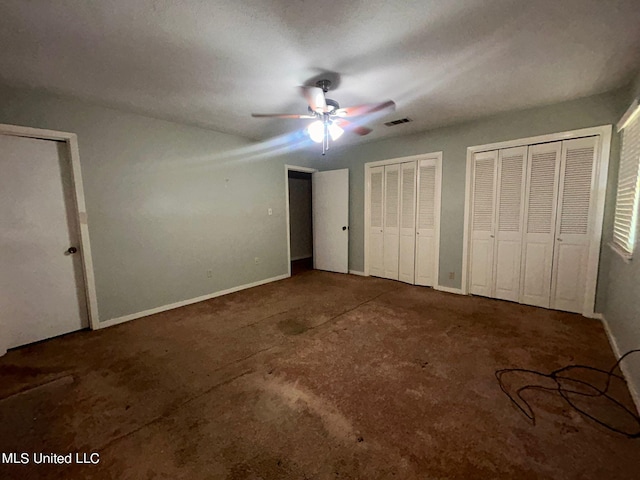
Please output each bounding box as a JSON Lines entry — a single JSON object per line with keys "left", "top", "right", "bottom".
{"left": 285, "top": 164, "right": 317, "bottom": 277}
{"left": 0, "top": 123, "right": 99, "bottom": 330}
{"left": 364, "top": 152, "right": 443, "bottom": 279}
{"left": 461, "top": 125, "right": 612, "bottom": 317}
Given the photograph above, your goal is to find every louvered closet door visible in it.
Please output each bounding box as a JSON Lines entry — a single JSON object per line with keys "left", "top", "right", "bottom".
{"left": 492, "top": 146, "right": 527, "bottom": 302}
{"left": 519, "top": 142, "right": 561, "bottom": 308}
{"left": 383, "top": 164, "right": 401, "bottom": 280}
{"left": 368, "top": 166, "right": 385, "bottom": 277}
{"left": 469, "top": 150, "right": 497, "bottom": 296}
{"left": 415, "top": 158, "right": 440, "bottom": 287}
{"left": 399, "top": 162, "right": 417, "bottom": 283}
{"left": 550, "top": 137, "right": 597, "bottom": 313}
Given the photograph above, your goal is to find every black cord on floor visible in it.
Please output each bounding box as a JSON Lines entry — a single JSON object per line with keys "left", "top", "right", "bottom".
{"left": 495, "top": 349, "right": 640, "bottom": 438}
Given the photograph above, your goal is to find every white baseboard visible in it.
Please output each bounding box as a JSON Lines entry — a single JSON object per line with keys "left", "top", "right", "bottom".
{"left": 434, "top": 285, "right": 464, "bottom": 295}
{"left": 349, "top": 270, "right": 366, "bottom": 276}
{"left": 98, "top": 273, "right": 289, "bottom": 329}
{"left": 600, "top": 315, "right": 640, "bottom": 414}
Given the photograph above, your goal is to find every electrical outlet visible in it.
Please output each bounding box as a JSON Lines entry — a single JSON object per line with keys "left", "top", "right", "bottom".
{"left": 206, "top": 269, "right": 212, "bottom": 278}
{"left": 268, "top": 208, "right": 273, "bottom": 216}
{"left": 254, "top": 257, "right": 260, "bottom": 265}
{"left": 449, "top": 272, "right": 455, "bottom": 280}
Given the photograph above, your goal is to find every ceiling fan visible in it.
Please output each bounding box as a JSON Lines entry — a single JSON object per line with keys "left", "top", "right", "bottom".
{"left": 252, "top": 79, "right": 395, "bottom": 155}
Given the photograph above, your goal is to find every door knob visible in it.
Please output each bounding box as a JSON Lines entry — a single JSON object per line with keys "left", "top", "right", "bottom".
{"left": 342, "top": 226, "right": 347, "bottom": 231}
{"left": 557, "top": 238, "right": 563, "bottom": 242}
{"left": 66, "top": 247, "right": 78, "bottom": 254}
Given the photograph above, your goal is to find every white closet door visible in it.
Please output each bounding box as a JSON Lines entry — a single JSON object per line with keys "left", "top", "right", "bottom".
{"left": 383, "top": 164, "right": 401, "bottom": 280}
{"left": 550, "top": 137, "right": 597, "bottom": 313}
{"left": 519, "top": 142, "right": 561, "bottom": 308}
{"left": 415, "top": 158, "right": 440, "bottom": 287}
{"left": 399, "top": 161, "right": 417, "bottom": 283}
{"left": 493, "top": 146, "right": 527, "bottom": 302}
{"left": 469, "top": 150, "right": 497, "bottom": 296}
{"left": 368, "top": 166, "right": 385, "bottom": 277}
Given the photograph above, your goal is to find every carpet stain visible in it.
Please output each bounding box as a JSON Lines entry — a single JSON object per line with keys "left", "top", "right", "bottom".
{"left": 253, "top": 374, "right": 355, "bottom": 443}
{"left": 277, "top": 318, "right": 308, "bottom": 335}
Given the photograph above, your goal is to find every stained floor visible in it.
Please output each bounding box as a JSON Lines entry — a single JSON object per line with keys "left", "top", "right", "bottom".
{"left": 0, "top": 271, "right": 638, "bottom": 479}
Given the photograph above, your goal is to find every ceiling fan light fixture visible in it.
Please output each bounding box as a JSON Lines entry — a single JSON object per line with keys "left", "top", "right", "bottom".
{"left": 308, "top": 120, "right": 324, "bottom": 143}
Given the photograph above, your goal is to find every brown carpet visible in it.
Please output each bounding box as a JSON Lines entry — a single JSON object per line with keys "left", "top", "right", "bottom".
{"left": 0, "top": 271, "right": 638, "bottom": 479}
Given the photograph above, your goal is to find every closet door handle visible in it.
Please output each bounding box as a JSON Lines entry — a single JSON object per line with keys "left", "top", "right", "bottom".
{"left": 557, "top": 237, "right": 563, "bottom": 242}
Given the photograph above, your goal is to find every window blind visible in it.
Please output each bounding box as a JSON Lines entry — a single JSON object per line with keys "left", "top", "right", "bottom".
{"left": 612, "top": 111, "right": 640, "bottom": 259}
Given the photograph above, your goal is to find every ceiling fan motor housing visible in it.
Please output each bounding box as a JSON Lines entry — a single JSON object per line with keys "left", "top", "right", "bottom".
{"left": 308, "top": 98, "right": 339, "bottom": 115}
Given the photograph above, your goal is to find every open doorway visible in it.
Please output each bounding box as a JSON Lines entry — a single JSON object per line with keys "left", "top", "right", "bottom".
{"left": 287, "top": 169, "right": 314, "bottom": 275}
{"left": 285, "top": 164, "right": 349, "bottom": 277}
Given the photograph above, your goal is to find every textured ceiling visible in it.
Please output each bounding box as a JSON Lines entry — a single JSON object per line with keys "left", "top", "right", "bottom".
{"left": 1, "top": 0, "right": 639, "bottom": 146}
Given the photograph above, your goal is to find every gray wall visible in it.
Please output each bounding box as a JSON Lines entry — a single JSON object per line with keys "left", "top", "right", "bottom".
{"left": 1, "top": 82, "right": 637, "bottom": 397}
{"left": 602, "top": 73, "right": 640, "bottom": 399}
{"left": 288, "top": 175, "right": 313, "bottom": 260}
{"left": 0, "top": 85, "right": 316, "bottom": 321}
{"left": 312, "top": 88, "right": 629, "bottom": 309}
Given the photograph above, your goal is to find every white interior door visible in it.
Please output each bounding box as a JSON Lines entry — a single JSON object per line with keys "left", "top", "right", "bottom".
{"left": 398, "top": 161, "right": 417, "bottom": 284}
{"left": 492, "top": 146, "right": 527, "bottom": 302}
{"left": 383, "top": 164, "right": 401, "bottom": 280}
{"left": 0, "top": 134, "right": 88, "bottom": 349}
{"left": 313, "top": 168, "right": 349, "bottom": 273}
{"left": 368, "top": 166, "right": 384, "bottom": 277}
{"left": 550, "top": 137, "right": 597, "bottom": 313}
{"left": 469, "top": 150, "right": 497, "bottom": 296}
{"left": 415, "top": 157, "right": 441, "bottom": 287}
{"left": 519, "top": 142, "right": 561, "bottom": 308}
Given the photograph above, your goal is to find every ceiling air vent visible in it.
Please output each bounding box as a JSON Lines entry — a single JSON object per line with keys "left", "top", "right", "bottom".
{"left": 384, "top": 117, "right": 412, "bottom": 127}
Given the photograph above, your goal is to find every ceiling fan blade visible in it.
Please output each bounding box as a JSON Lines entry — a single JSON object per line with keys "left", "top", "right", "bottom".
{"left": 252, "top": 113, "right": 316, "bottom": 119}
{"left": 335, "top": 100, "right": 396, "bottom": 117}
{"left": 300, "top": 86, "right": 328, "bottom": 113}
{"left": 351, "top": 125, "right": 373, "bottom": 136}
{"left": 336, "top": 119, "right": 373, "bottom": 136}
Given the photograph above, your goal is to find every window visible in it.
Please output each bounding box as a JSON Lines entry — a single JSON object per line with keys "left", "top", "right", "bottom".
{"left": 612, "top": 100, "right": 640, "bottom": 260}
